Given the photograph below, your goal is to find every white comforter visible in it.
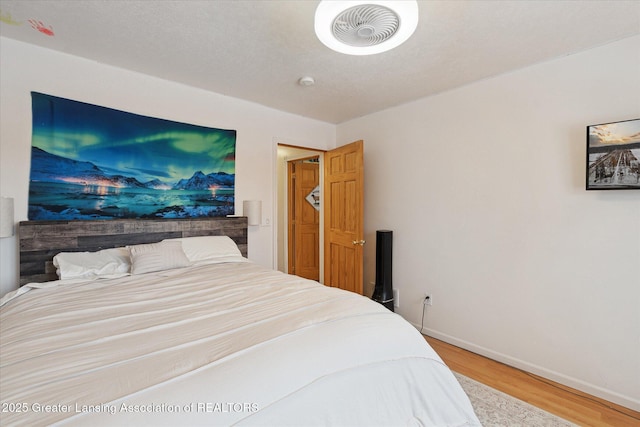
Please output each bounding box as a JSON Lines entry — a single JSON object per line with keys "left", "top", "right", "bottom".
{"left": 0, "top": 261, "right": 480, "bottom": 426}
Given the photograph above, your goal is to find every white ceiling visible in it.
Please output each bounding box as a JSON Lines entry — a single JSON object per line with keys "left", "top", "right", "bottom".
{"left": 1, "top": 1, "right": 638, "bottom": 124}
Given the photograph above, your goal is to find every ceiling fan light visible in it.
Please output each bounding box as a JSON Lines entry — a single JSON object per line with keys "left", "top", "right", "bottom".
{"left": 315, "top": 0, "right": 418, "bottom": 55}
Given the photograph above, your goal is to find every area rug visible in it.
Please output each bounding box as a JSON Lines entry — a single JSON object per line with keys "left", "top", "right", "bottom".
{"left": 454, "top": 372, "right": 577, "bottom": 426}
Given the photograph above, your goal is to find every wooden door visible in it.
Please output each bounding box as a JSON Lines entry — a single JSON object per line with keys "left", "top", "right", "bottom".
{"left": 324, "top": 140, "right": 364, "bottom": 295}
{"left": 288, "top": 159, "right": 320, "bottom": 280}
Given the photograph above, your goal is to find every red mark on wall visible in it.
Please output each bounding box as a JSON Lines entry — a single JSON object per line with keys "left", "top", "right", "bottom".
{"left": 28, "top": 19, "right": 54, "bottom": 36}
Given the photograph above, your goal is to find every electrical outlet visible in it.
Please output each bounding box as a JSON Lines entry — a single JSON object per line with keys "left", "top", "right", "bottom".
{"left": 393, "top": 289, "right": 399, "bottom": 308}
{"left": 423, "top": 293, "right": 432, "bottom": 306}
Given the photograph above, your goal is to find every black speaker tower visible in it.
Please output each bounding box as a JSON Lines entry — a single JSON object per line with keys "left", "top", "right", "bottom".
{"left": 372, "top": 230, "right": 394, "bottom": 312}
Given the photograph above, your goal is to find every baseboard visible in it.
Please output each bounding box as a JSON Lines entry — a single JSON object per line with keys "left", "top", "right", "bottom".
{"left": 415, "top": 324, "right": 640, "bottom": 412}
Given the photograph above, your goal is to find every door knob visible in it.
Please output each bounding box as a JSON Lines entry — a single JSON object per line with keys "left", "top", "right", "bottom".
{"left": 352, "top": 240, "right": 365, "bottom": 246}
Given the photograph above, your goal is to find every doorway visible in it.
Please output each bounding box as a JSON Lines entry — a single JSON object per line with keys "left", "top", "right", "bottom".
{"left": 287, "top": 156, "right": 320, "bottom": 280}
{"left": 275, "top": 140, "right": 364, "bottom": 294}
{"left": 276, "top": 144, "right": 325, "bottom": 281}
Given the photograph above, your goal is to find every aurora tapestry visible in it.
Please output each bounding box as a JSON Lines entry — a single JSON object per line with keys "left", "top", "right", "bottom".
{"left": 28, "top": 92, "right": 236, "bottom": 220}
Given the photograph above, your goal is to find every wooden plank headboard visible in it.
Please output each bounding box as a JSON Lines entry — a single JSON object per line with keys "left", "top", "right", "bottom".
{"left": 19, "top": 217, "right": 248, "bottom": 285}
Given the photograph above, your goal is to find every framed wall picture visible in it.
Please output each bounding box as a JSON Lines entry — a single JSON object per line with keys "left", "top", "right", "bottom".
{"left": 586, "top": 118, "right": 640, "bottom": 190}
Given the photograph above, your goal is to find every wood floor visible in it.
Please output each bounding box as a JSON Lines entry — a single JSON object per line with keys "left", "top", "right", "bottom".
{"left": 424, "top": 336, "right": 640, "bottom": 427}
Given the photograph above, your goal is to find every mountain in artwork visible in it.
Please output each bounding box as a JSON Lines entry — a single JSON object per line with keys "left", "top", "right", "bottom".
{"left": 173, "top": 170, "right": 235, "bottom": 190}
{"left": 29, "top": 147, "right": 234, "bottom": 189}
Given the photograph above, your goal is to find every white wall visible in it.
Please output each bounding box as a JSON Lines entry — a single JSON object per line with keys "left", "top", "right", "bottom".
{"left": 0, "top": 37, "right": 336, "bottom": 297}
{"left": 338, "top": 36, "right": 640, "bottom": 410}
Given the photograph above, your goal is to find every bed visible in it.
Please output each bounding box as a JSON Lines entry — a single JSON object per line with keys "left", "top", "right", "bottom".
{"left": 1, "top": 218, "right": 480, "bottom": 426}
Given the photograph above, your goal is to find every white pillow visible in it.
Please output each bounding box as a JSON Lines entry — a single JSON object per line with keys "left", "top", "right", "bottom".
{"left": 53, "top": 247, "right": 131, "bottom": 280}
{"left": 163, "top": 235, "right": 243, "bottom": 265}
{"left": 128, "top": 240, "right": 191, "bottom": 275}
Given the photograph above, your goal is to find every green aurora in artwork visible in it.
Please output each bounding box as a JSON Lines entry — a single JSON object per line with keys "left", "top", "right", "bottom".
{"left": 28, "top": 92, "right": 236, "bottom": 220}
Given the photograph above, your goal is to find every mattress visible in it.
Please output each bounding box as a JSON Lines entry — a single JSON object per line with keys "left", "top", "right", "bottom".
{"left": 0, "top": 260, "right": 480, "bottom": 426}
